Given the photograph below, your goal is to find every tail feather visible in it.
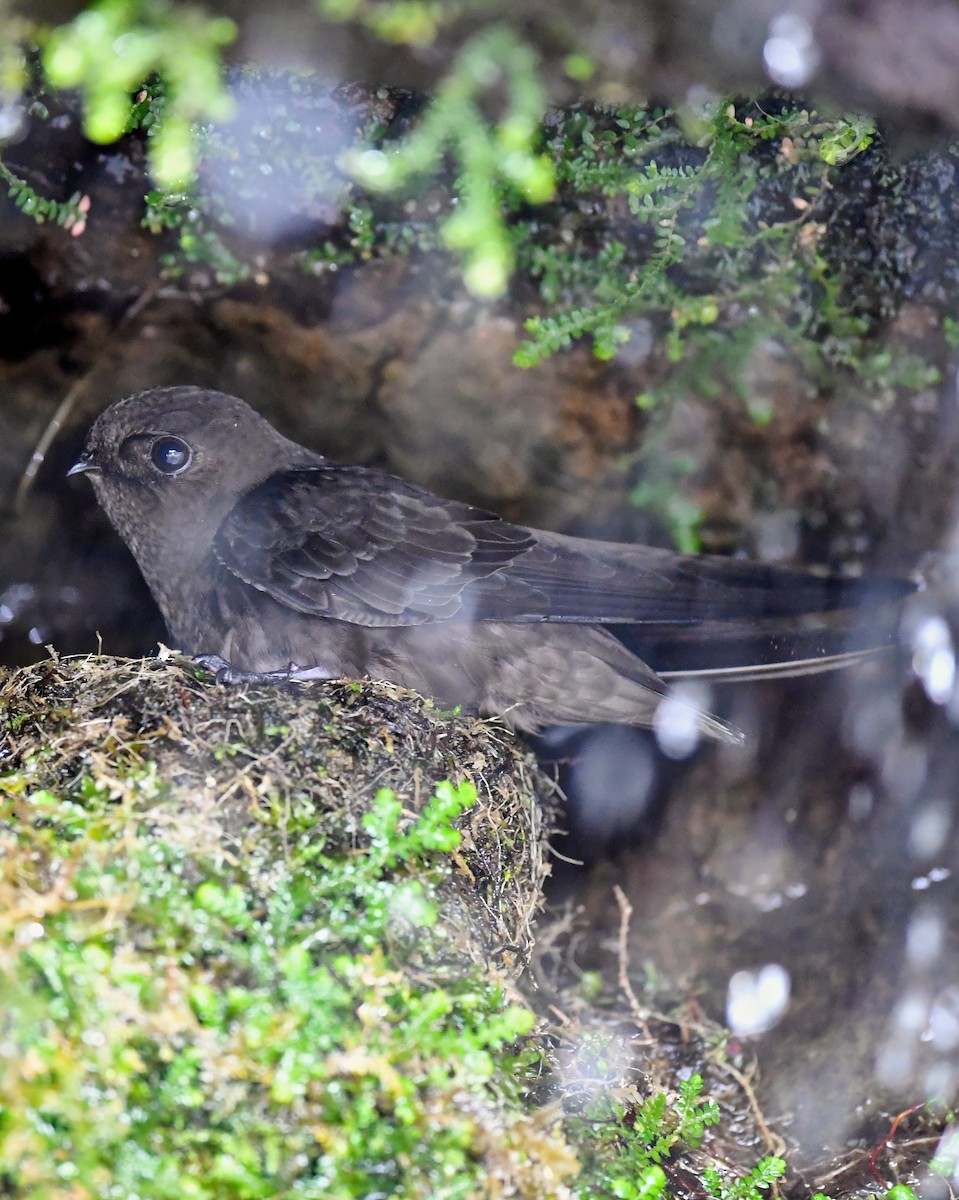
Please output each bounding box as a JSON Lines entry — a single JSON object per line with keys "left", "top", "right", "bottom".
{"left": 615, "top": 600, "right": 907, "bottom": 680}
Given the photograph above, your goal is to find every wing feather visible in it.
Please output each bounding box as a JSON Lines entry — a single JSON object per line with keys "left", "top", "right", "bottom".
{"left": 214, "top": 464, "right": 915, "bottom": 635}
{"left": 215, "top": 466, "right": 535, "bottom": 626}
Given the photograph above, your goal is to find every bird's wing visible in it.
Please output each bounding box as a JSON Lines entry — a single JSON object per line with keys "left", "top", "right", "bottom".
{"left": 213, "top": 466, "right": 537, "bottom": 626}
{"left": 214, "top": 465, "right": 914, "bottom": 630}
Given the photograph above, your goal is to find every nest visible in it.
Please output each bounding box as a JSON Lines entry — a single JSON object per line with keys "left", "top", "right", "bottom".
{"left": 0, "top": 651, "right": 557, "bottom": 971}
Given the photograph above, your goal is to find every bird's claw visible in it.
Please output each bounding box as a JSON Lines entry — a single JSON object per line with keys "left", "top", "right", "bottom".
{"left": 193, "top": 654, "right": 330, "bottom": 685}
{"left": 194, "top": 654, "right": 291, "bottom": 685}
{"left": 193, "top": 654, "right": 248, "bottom": 684}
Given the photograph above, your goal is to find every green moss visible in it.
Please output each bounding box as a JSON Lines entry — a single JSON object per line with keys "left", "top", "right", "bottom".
{"left": 514, "top": 97, "right": 931, "bottom": 406}
{"left": 0, "top": 772, "right": 550, "bottom": 1198}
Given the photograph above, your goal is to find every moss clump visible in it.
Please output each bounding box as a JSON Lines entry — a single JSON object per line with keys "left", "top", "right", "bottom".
{"left": 0, "top": 652, "right": 553, "bottom": 967}
{"left": 515, "top": 97, "right": 943, "bottom": 409}
{"left": 0, "top": 773, "right": 571, "bottom": 1197}
{"left": 0, "top": 654, "right": 572, "bottom": 1198}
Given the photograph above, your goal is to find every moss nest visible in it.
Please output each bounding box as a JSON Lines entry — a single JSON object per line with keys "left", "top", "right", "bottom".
{"left": 0, "top": 653, "right": 574, "bottom": 1198}
{"left": 0, "top": 651, "right": 555, "bottom": 969}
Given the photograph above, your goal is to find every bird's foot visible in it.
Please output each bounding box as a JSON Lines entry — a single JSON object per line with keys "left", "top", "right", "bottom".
{"left": 194, "top": 654, "right": 291, "bottom": 685}
{"left": 194, "top": 654, "right": 335, "bottom": 685}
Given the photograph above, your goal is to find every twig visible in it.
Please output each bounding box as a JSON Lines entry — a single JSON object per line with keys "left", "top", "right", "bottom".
{"left": 719, "top": 1057, "right": 787, "bottom": 1161}
{"left": 867, "top": 1103, "right": 924, "bottom": 1189}
{"left": 13, "top": 281, "right": 160, "bottom": 513}
{"left": 613, "top": 883, "right": 652, "bottom": 1042}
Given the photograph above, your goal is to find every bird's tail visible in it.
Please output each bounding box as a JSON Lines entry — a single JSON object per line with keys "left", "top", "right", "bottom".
{"left": 617, "top": 598, "right": 907, "bottom": 682}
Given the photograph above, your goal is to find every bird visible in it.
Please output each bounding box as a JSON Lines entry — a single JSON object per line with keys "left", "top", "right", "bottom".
{"left": 69, "top": 386, "right": 915, "bottom": 745}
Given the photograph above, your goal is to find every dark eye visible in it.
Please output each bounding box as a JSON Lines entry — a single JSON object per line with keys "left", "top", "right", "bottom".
{"left": 150, "top": 436, "right": 192, "bottom": 475}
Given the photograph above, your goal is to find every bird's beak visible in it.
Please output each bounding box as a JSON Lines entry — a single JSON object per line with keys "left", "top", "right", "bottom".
{"left": 67, "top": 454, "right": 100, "bottom": 478}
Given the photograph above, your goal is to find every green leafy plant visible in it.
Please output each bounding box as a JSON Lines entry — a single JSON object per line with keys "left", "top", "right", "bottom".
{"left": 702, "top": 1155, "right": 785, "bottom": 1200}
{"left": 317, "top": 0, "right": 474, "bottom": 45}
{"left": 514, "top": 97, "right": 933, "bottom": 408}
{"left": 0, "top": 160, "right": 88, "bottom": 230}
{"left": 344, "top": 23, "right": 555, "bottom": 295}
{"left": 817, "top": 112, "right": 876, "bottom": 165}
{"left": 143, "top": 183, "right": 249, "bottom": 283}
{"left": 630, "top": 454, "right": 704, "bottom": 554}
{"left": 571, "top": 1072, "right": 727, "bottom": 1200}
{"left": 3, "top": 4, "right": 932, "bottom": 387}
{"left": 42, "top": 0, "right": 236, "bottom": 186}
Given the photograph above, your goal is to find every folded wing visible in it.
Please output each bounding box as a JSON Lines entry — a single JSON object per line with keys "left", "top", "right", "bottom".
{"left": 213, "top": 467, "right": 915, "bottom": 655}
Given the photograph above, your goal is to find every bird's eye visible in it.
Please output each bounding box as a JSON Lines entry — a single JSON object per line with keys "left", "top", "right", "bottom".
{"left": 150, "top": 436, "right": 192, "bottom": 475}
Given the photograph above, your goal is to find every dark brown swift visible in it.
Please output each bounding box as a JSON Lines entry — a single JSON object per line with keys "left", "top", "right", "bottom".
{"left": 70, "top": 386, "right": 914, "bottom": 744}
